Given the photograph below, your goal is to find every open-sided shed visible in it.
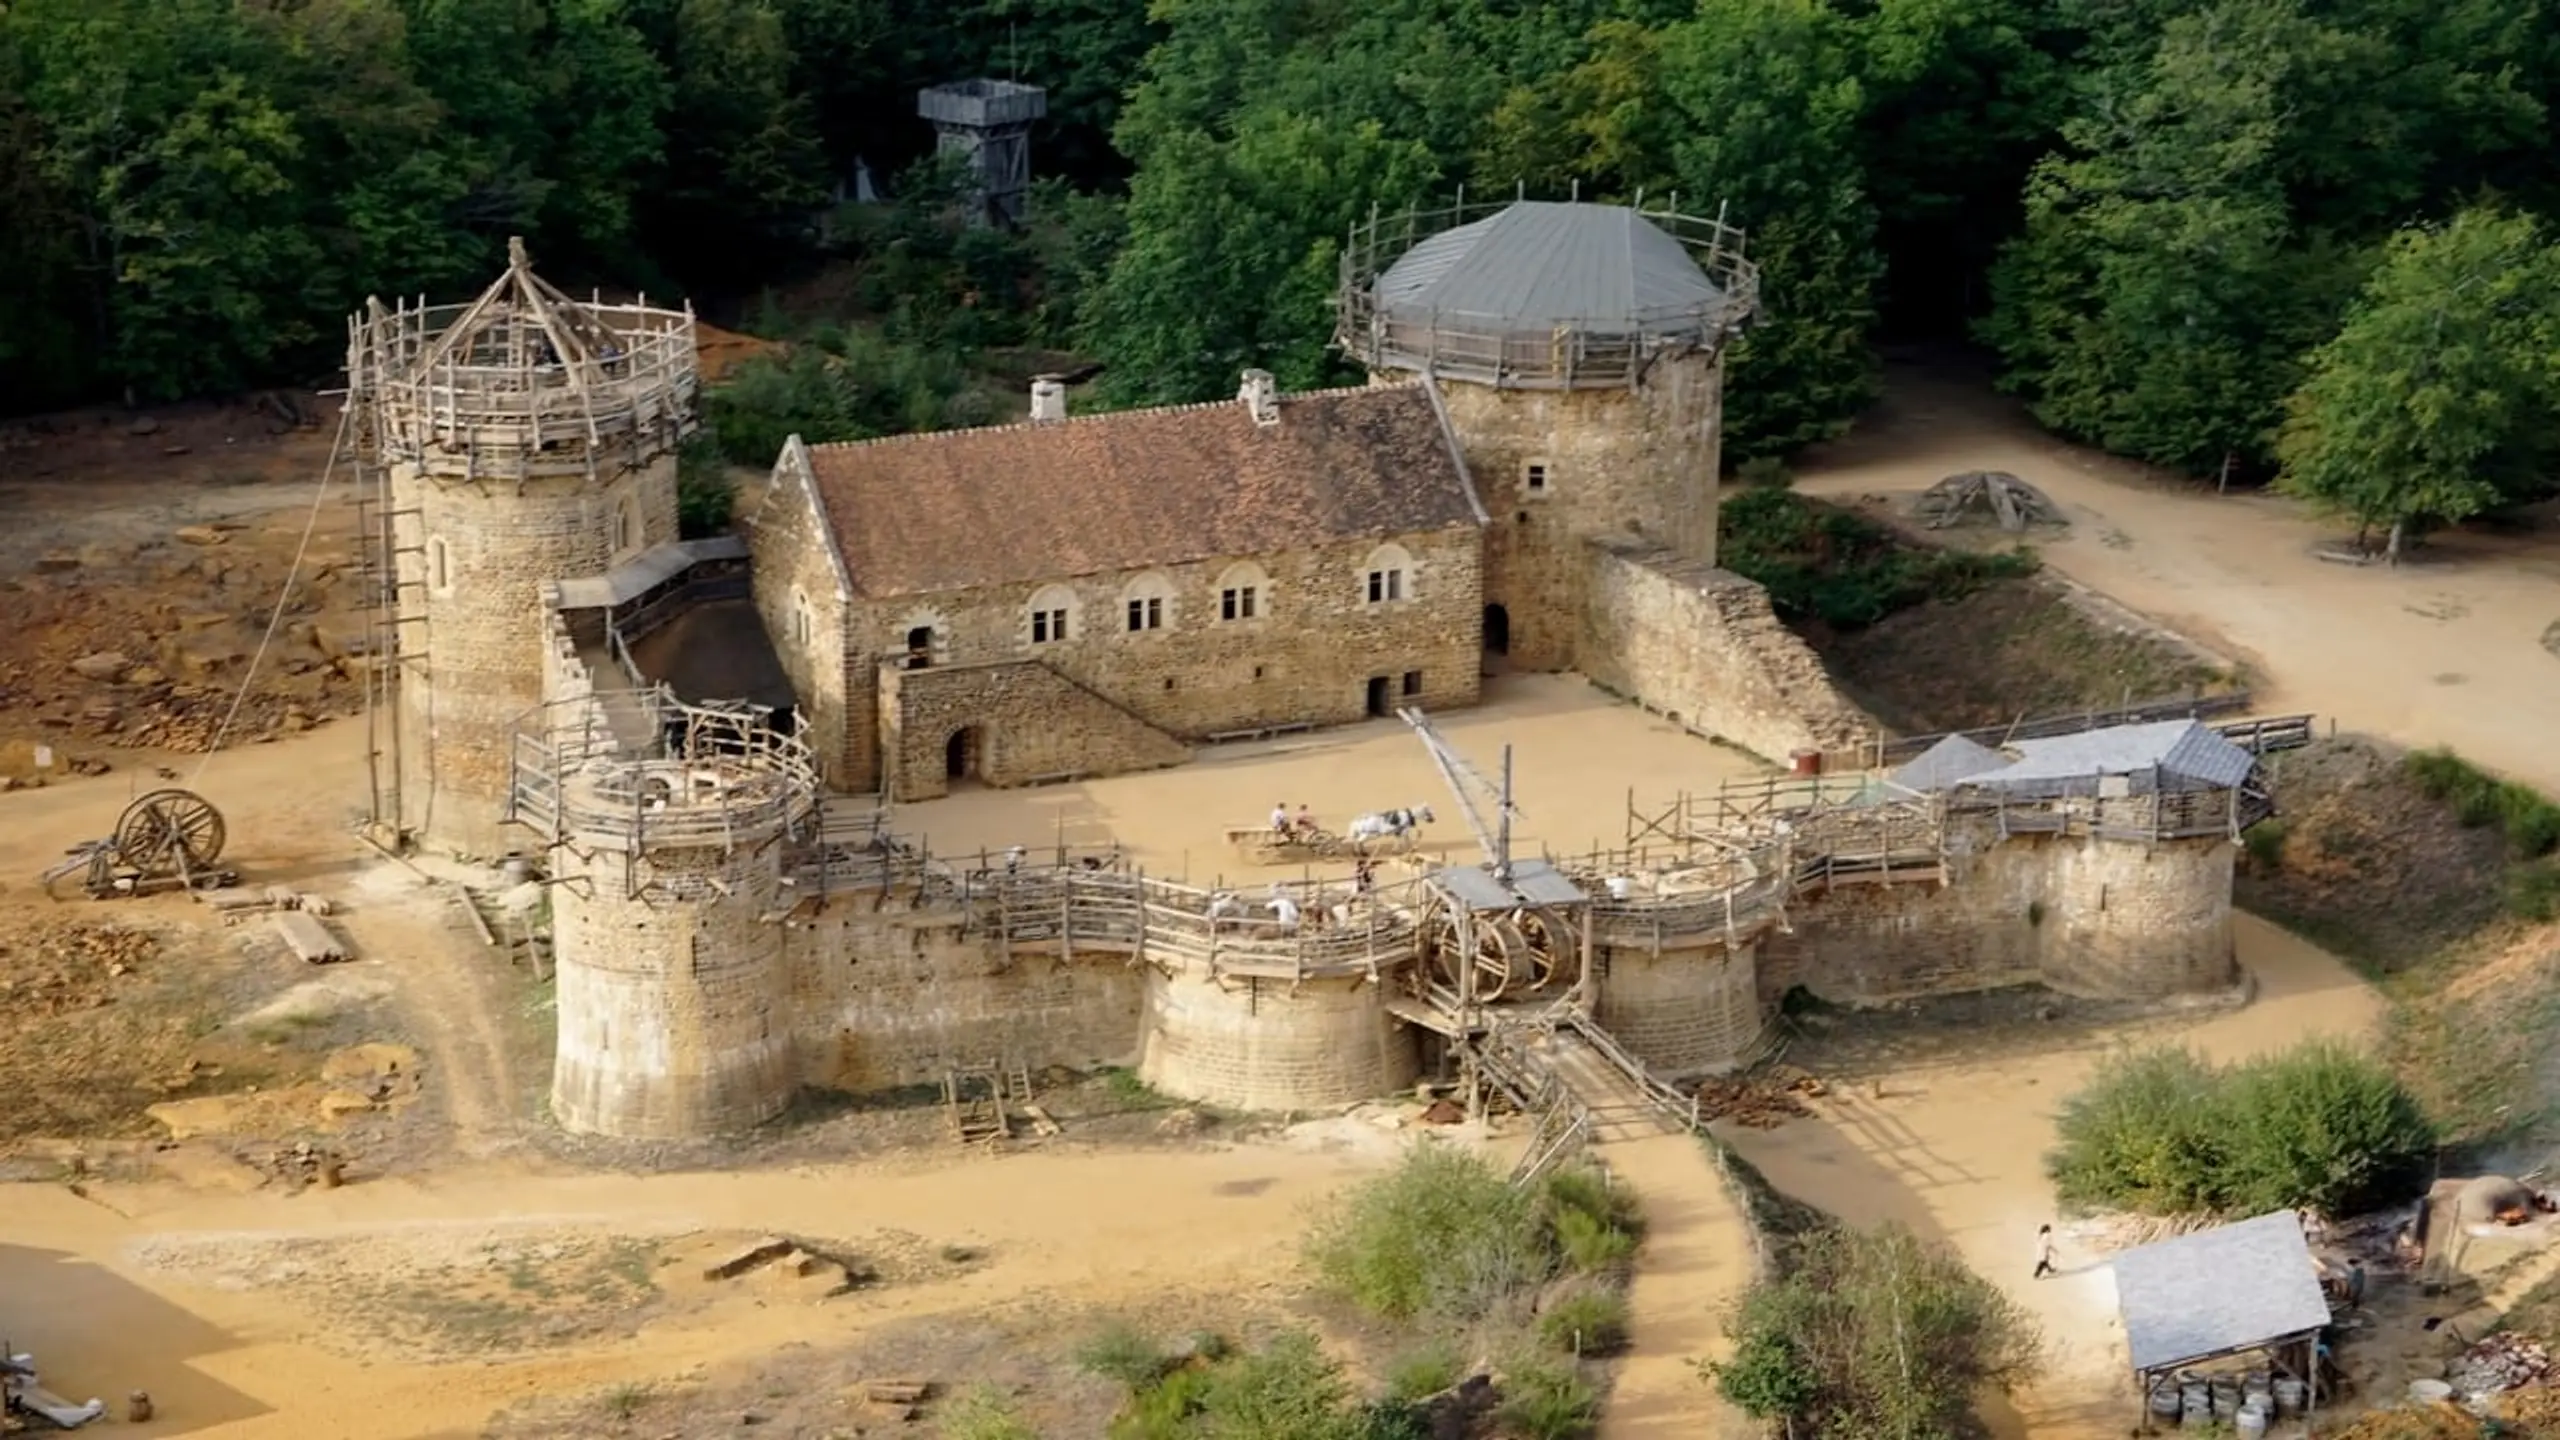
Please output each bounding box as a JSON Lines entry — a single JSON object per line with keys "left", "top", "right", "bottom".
{"left": 2113, "top": 1210, "right": 2331, "bottom": 1428}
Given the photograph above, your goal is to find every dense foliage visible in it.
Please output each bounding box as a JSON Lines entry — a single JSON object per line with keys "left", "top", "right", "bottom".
{"left": 2047, "top": 1042, "right": 2438, "bottom": 1217}
{"left": 1706, "top": 1222, "right": 2041, "bottom": 1440}
{"left": 1718, "top": 488, "right": 2038, "bottom": 628}
{"left": 9, "top": 0, "right": 2560, "bottom": 511}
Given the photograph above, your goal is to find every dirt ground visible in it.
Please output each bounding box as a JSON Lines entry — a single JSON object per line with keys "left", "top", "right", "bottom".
{"left": 1792, "top": 349, "right": 2560, "bottom": 795}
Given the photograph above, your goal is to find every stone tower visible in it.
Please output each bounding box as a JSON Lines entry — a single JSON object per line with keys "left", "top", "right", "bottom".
{"left": 513, "top": 680, "right": 819, "bottom": 1138}
{"left": 1336, "top": 200, "right": 1759, "bottom": 671}
{"left": 349, "top": 239, "right": 698, "bottom": 857}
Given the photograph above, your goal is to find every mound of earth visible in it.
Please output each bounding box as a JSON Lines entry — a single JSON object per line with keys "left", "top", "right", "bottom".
{"left": 1805, "top": 576, "right": 2232, "bottom": 734}
{"left": 2236, "top": 736, "right": 2512, "bottom": 973}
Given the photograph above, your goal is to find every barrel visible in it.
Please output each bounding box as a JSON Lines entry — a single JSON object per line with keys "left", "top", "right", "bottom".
{"left": 2182, "top": 1384, "right": 2212, "bottom": 1425}
{"left": 2211, "top": 1379, "right": 2242, "bottom": 1415}
{"left": 2147, "top": 1380, "right": 2182, "bottom": 1418}
{"left": 2235, "top": 1402, "right": 2269, "bottom": 1436}
{"left": 2409, "top": 1379, "right": 2454, "bottom": 1404}
{"left": 2274, "top": 1378, "right": 2306, "bottom": 1413}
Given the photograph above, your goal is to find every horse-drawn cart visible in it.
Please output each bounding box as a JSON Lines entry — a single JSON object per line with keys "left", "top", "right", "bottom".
{"left": 1223, "top": 825, "right": 1357, "bottom": 865}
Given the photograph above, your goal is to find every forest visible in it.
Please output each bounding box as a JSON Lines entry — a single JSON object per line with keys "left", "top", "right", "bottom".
{"left": 6, "top": 0, "right": 2560, "bottom": 542}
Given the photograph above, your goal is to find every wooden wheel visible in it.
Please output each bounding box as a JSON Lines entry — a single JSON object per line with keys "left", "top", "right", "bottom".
{"left": 1515, "top": 908, "right": 1565, "bottom": 992}
{"left": 115, "top": 789, "right": 226, "bottom": 878}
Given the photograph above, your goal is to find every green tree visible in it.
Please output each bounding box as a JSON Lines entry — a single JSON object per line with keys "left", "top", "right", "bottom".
{"left": 640, "top": 0, "right": 826, "bottom": 284}
{"left": 1656, "top": 0, "right": 1883, "bottom": 458}
{"left": 2276, "top": 207, "right": 2560, "bottom": 561}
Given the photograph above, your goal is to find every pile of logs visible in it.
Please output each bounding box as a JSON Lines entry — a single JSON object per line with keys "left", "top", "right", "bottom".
{"left": 1695, "top": 1067, "right": 1826, "bottom": 1129}
{"left": 1912, "top": 470, "right": 2068, "bottom": 532}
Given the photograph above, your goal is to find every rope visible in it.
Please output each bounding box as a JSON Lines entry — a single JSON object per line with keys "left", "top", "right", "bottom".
{"left": 186, "top": 405, "right": 353, "bottom": 790}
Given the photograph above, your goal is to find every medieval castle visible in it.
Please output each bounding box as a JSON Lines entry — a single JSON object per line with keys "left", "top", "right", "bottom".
{"left": 345, "top": 198, "right": 2279, "bottom": 1141}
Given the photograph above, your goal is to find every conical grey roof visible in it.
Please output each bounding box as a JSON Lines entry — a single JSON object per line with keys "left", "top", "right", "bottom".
{"left": 1374, "top": 202, "right": 1727, "bottom": 337}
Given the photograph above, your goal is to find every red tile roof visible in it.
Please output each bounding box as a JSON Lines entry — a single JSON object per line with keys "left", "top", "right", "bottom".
{"left": 801, "top": 383, "right": 1481, "bottom": 598}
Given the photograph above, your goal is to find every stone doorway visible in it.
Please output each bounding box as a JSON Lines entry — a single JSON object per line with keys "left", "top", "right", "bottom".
{"left": 904, "top": 625, "right": 934, "bottom": 670}
{"left": 1366, "top": 676, "right": 1391, "bottom": 717}
{"left": 944, "top": 726, "right": 983, "bottom": 783}
{"left": 1482, "top": 603, "right": 1511, "bottom": 656}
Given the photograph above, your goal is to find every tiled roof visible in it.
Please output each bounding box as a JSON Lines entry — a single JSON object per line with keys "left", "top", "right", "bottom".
{"left": 801, "top": 384, "right": 1480, "bottom": 598}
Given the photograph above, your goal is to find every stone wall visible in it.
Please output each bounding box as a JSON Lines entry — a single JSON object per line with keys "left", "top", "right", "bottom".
{"left": 757, "top": 515, "right": 1483, "bottom": 793}
{"left": 1594, "top": 938, "right": 1769, "bottom": 1077}
{"left": 1761, "top": 825, "right": 2236, "bottom": 1005}
{"left": 1414, "top": 354, "right": 1724, "bottom": 671}
{"left": 550, "top": 835, "right": 797, "bottom": 1138}
{"left": 880, "top": 660, "right": 1191, "bottom": 802}
{"left": 781, "top": 891, "right": 1142, "bottom": 1091}
{"left": 1580, "top": 540, "right": 1873, "bottom": 764}
{"left": 1136, "top": 967, "right": 1419, "bottom": 1111}
{"left": 743, "top": 440, "right": 861, "bottom": 791}
{"left": 393, "top": 454, "right": 678, "bottom": 857}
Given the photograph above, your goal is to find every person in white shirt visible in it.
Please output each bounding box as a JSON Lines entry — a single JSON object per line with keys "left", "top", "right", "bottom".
{"left": 1270, "top": 802, "right": 1290, "bottom": 835}
{"left": 2033, "top": 1224, "right": 2057, "bottom": 1279}
{"left": 1267, "top": 885, "right": 1300, "bottom": 930}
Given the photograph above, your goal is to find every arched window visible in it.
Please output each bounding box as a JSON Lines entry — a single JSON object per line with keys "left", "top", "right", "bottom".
{"left": 895, "top": 611, "right": 946, "bottom": 670}
{"left": 1361, "top": 543, "right": 1414, "bottom": 605}
{"left": 1121, "top": 571, "right": 1176, "bottom": 634}
{"left": 1027, "top": 584, "right": 1077, "bottom": 646}
{"left": 789, "top": 587, "right": 814, "bottom": 649}
{"left": 426, "top": 536, "right": 452, "bottom": 595}
{"left": 1214, "top": 562, "right": 1269, "bottom": 623}
{"left": 611, "top": 491, "right": 639, "bottom": 554}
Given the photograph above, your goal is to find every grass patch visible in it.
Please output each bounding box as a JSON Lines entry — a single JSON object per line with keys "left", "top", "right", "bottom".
{"left": 2048, "top": 1041, "right": 2435, "bottom": 1217}
{"left": 598, "top": 1382, "right": 654, "bottom": 1420}
{"left": 1494, "top": 1355, "right": 1600, "bottom": 1440}
{"left": 1078, "top": 1320, "right": 1173, "bottom": 1392}
{"left": 2406, "top": 748, "right": 2560, "bottom": 859}
{"left": 941, "top": 1385, "right": 1039, "bottom": 1440}
{"left": 1098, "top": 1065, "right": 1175, "bottom": 1110}
{"left": 1381, "top": 1340, "right": 1463, "bottom": 1401}
{"left": 1537, "top": 1285, "right": 1630, "bottom": 1356}
{"left": 1718, "top": 487, "right": 2038, "bottom": 629}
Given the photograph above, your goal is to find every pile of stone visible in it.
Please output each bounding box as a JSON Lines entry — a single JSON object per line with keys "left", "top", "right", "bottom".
{"left": 1695, "top": 1067, "right": 1825, "bottom": 1129}
{"left": 2450, "top": 1333, "right": 2553, "bottom": 1401}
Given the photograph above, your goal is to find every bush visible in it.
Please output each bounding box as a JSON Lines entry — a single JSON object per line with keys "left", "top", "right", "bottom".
{"left": 1494, "top": 1357, "right": 1599, "bottom": 1440}
{"left": 2241, "top": 818, "right": 2289, "bottom": 872}
{"left": 1718, "top": 488, "right": 2038, "bottom": 629}
{"left": 1191, "top": 1330, "right": 1356, "bottom": 1440}
{"left": 701, "top": 349, "right": 866, "bottom": 464}
{"left": 1302, "top": 1145, "right": 1550, "bottom": 1322}
{"left": 941, "top": 1385, "right": 1039, "bottom": 1440}
{"left": 1381, "top": 1341, "right": 1463, "bottom": 1402}
{"left": 2511, "top": 862, "right": 2560, "bottom": 923}
{"left": 1108, "top": 1368, "right": 1213, "bottom": 1440}
{"left": 1077, "top": 1321, "right": 1169, "bottom": 1392}
{"left": 2406, "top": 748, "right": 2560, "bottom": 859}
{"left": 674, "top": 434, "right": 734, "bottom": 538}
{"left": 1707, "top": 1223, "right": 2039, "bottom": 1440}
{"left": 2049, "top": 1041, "right": 2435, "bottom": 1217}
{"left": 1541, "top": 1165, "right": 1641, "bottom": 1273}
{"left": 1537, "top": 1285, "right": 1630, "bottom": 1356}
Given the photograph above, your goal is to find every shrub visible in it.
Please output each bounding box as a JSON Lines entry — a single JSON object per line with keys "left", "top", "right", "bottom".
{"left": 1538, "top": 1285, "right": 1630, "bottom": 1355}
{"left": 1708, "top": 1224, "right": 2039, "bottom": 1440}
{"left": 701, "top": 350, "right": 864, "bottom": 463}
{"left": 674, "top": 434, "right": 734, "bottom": 538}
{"left": 1381, "top": 1340, "right": 1463, "bottom": 1402}
{"left": 1495, "top": 1357, "right": 1599, "bottom": 1440}
{"left": 1541, "top": 1165, "right": 1641, "bottom": 1273}
{"left": 2241, "top": 818, "right": 2289, "bottom": 872}
{"left": 2218, "top": 1042, "right": 2437, "bottom": 1216}
{"left": 1717, "top": 488, "right": 2038, "bottom": 629}
{"left": 1107, "top": 1368, "right": 1212, "bottom": 1440}
{"left": 2405, "top": 748, "right": 2560, "bottom": 859}
{"left": 2047, "top": 1046, "right": 2229, "bottom": 1214}
{"left": 1192, "top": 1330, "right": 1356, "bottom": 1440}
{"left": 1077, "top": 1321, "right": 1169, "bottom": 1392}
{"left": 2048, "top": 1042, "right": 2436, "bottom": 1217}
{"left": 941, "top": 1385, "right": 1039, "bottom": 1440}
{"left": 1302, "top": 1145, "right": 1550, "bottom": 1322}
{"left": 2511, "top": 863, "right": 2560, "bottom": 923}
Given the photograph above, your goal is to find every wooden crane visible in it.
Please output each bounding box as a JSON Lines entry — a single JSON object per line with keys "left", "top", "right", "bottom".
{"left": 1397, "top": 706, "right": 1520, "bottom": 879}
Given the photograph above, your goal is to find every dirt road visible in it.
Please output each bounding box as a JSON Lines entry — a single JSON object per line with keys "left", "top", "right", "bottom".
{"left": 1793, "top": 356, "right": 2560, "bottom": 795}
{"left": 1598, "top": 1132, "right": 1759, "bottom": 1440}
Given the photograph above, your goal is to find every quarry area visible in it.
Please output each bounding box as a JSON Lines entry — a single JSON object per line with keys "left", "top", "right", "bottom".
{"left": 4, "top": 248, "right": 2560, "bottom": 1440}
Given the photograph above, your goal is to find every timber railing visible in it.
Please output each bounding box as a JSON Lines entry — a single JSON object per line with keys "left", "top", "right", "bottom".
{"left": 1335, "top": 195, "right": 1760, "bottom": 389}
{"left": 1847, "top": 695, "right": 2286, "bottom": 770}
{"left": 507, "top": 691, "right": 821, "bottom": 861}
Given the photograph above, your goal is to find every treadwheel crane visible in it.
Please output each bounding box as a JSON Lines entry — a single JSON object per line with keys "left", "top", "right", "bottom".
{"left": 1397, "top": 706, "right": 1522, "bottom": 881}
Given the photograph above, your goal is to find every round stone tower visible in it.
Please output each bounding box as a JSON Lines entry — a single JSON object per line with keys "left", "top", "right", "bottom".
{"left": 1337, "top": 200, "right": 1759, "bottom": 671}
{"left": 349, "top": 240, "right": 696, "bottom": 858}
{"left": 519, "top": 696, "right": 820, "bottom": 1138}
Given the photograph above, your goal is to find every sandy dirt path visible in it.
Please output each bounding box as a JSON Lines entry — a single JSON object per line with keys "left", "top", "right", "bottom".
{"left": 1722, "top": 915, "right": 2383, "bottom": 1437}
{"left": 1598, "top": 1132, "right": 1759, "bottom": 1440}
{"left": 1792, "top": 358, "right": 2560, "bottom": 795}
{"left": 4, "top": 1138, "right": 1406, "bottom": 1438}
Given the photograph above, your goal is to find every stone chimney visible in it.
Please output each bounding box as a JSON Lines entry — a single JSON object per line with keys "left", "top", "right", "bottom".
{"left": 1238, "top": 368, "right": 1279, "bottom": 427}
{"left": 1029, "top": 374, "right": 1067, "bottom": 423}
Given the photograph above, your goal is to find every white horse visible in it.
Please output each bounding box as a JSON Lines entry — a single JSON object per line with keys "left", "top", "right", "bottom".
{"left": 1346, "top": 804, "right": 1435, "bottom": 850}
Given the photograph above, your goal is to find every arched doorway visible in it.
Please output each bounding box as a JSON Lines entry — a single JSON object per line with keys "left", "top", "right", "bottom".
{"left": 944, "top": 726, "right": 982, "bottom": 783}
{"left": 1482, "top": 603, "right": 1511, "bottom": 655}
{"left": 904, "top": 625, "right": 934, "bottom": 670}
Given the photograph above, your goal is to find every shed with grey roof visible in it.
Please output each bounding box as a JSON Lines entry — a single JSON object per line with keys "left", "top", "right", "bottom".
{"left": 2112, "top": 1210, "right": 2331, "bottom": 1422}
{"left": 1962, "top": 719, "right": 2257, "bottom": 800}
